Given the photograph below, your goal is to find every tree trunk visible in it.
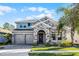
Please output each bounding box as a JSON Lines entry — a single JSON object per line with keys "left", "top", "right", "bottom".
{"left": 60, "top": 32, "right": 62, "bottom": 40}
{"left": 58, "top": 32, "right": 62, "bottom": 47}
{"left": 71, "top": 27, "right": 75, "bottom": 46}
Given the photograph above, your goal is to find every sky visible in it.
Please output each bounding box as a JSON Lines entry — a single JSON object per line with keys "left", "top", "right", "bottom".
{"left": 0, "top": 3, "right": 71, "bottom": 27}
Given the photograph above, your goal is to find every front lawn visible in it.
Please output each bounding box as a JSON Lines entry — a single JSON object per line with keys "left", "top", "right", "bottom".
{"left": 32, "top": 47, "right": 79, "bottom": 51}
{"left": 59, "top": 47, "right": 79, "bottom": 50}
{"left": 31, "top": 45, "right": 79, "bottom": 56}
{"left": 32, "top": 47, "right": 61, "bottom": 51}
{"left": 29, "top": 52, "right": 79, "bottom": 56}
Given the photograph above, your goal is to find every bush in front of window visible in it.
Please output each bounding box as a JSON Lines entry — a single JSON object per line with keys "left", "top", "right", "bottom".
{"left": 44, "top": 43, "right": 53, "bottom": 47}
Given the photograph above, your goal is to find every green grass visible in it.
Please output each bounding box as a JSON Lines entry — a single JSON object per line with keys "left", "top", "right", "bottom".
{"left": 59, "top": 47, "right": 79, "bottom": 50}
{"left": 32, "top": 47, "right": 62, "bottom": 51}
{"left": 32, "top": 47, "right": 79, "bottom": 51}
{"left": 29, "top": 52, "right": 79, "bottom": 56}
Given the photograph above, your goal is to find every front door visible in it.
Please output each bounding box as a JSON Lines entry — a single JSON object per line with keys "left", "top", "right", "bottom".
{"left": 38, "top": 33, "right": 43, "bottom": 44}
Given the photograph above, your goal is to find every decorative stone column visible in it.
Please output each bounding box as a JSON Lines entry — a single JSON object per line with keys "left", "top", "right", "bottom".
{"left": 45, "top": 28, "right": 50, "bottom": 43}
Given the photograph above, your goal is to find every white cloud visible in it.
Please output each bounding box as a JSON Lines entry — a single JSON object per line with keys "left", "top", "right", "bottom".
{"left": 36, "top": 13, "right": 53, "bottom": 18}
{"left": 46, "top": 13, "right": 52, "bottom": 18}
{"left": 21, "top": 7, "right": 57, "bottom": 20}
{"left": 37, "top": 7, "right": 47, "bottom": 12}
{"left": 21, "top": 7, "right": 57, "bottom": 19}
{"left": 28, "top": 7, "right": 37, "bottom": 12}
{"left": 21, "top": 7, "right": 52, "bottom": 13}
{"left": 25, "top": 14, "right": 47, "bottom": 20}
{"left": 0, "top": 5, "right": 16, "bottom": 15}
{"left": 28, "top": 7, "right": 49, "bottom": 13}
{"left": 25, "top": 16, "right": 34, "bottom": 20}
{"left": 36, "top": 14, "right": 46, "bottom": 18}
{"left": 25, "top": 13, "right": 53, "bottom": 20}
{"left": 15, "top": 18, "right": 23, "bottom": 21}
{"left": 44, "top": 10, "right": 51, "bottom": 14}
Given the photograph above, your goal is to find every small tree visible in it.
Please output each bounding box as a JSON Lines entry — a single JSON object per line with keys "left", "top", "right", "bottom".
{"left": 57, "top": 16, "right": 65, "bottom": 39}
{"left": 3, "top": 22, "right": 15, "bottom": 30}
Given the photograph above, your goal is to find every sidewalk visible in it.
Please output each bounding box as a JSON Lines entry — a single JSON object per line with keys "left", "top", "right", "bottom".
{"left": 31, "top": 50, "right": 79, "bottom": 53}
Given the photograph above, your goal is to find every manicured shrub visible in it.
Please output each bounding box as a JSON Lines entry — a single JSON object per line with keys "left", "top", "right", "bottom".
{"left": 52, "top": 42, "right": 58, "bottom": 46}
{"left": 60, "top": 40, "right": 72, "bottom": 47}
{"left": 32, "top": 43, "right": 38, "bottom": 46}
{"left": 44, "top": 43, "right": 53, "bottom": 47}
{"left": 73, "top": 44, "right": 79, "bottom": 47}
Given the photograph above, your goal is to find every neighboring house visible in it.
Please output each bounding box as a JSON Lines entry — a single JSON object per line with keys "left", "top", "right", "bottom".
{"left": 0, "top": 28, "right": 12, "bottom": 42}
{"left": 0, "top": 28, "right": 12, "bottom": 34}
{"left": 12, "top": 16, "right": 79, "bottom": 45}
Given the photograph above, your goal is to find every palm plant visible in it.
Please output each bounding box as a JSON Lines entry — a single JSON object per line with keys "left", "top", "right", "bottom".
{"left": 57, "top": 4, "right": 79, "bottom": 45}
{"left": 57, "top": 16, "right": 65, "bottom": 39}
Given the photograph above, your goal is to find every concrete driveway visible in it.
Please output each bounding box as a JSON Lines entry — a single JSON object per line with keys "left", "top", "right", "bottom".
{"left": 0, "top": 45, "right": 32, "bottom": 56}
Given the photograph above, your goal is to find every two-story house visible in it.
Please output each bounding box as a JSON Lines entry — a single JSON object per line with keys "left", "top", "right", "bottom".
{"left": 12, "top": 16, "right": 79, "bottom": 45}
{"left": 12, "top": 16, "right": 59, "bottom": 44}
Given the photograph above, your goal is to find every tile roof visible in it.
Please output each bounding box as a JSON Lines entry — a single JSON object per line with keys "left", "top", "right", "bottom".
{"left": 0, "top": 28, "right": 12, "bottom": 34}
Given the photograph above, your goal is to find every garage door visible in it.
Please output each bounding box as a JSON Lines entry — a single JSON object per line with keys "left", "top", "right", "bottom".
{"left": 25, "top": 34, "right": 33, "bottom": 44}
{"left": 15, "top": 34, "right": 25, "bottom": 44}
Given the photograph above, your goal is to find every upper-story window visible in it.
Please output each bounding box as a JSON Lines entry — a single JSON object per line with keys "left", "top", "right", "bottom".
{"left": 28, "top": 23, "right": 31, "bottom": 26}
{"left": 19, "top": 24, "right": 26, "bottom": 28}
{"left": 24, "top": 25, "right": 26, "bottom": 28}
{"left": 20, "top": 25, "right": 22, "bottom": 28}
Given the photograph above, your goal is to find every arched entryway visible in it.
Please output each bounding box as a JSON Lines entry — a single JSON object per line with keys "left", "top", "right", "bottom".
{"left": 37, "top": 30, "right": 46, "bottom": 44}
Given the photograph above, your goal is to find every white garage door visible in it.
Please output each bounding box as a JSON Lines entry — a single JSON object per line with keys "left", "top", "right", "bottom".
{"left": 15, "top": 34, "right": 25, "bottom": 44}
{"left": 25, "top": 34, "right": 33, "bottom": 44}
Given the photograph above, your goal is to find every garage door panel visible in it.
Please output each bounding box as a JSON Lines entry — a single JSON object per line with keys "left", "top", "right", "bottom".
{"left": 25, "top": 34, "right": 33, "bottom": 44}
{"left": 15, "top": 34, "right": 25, "bottom": 44}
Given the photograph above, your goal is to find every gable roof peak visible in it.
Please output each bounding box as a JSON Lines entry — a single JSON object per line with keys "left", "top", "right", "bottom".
{"left": 32, "top": 21, "right": 51, "bottom": 28}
